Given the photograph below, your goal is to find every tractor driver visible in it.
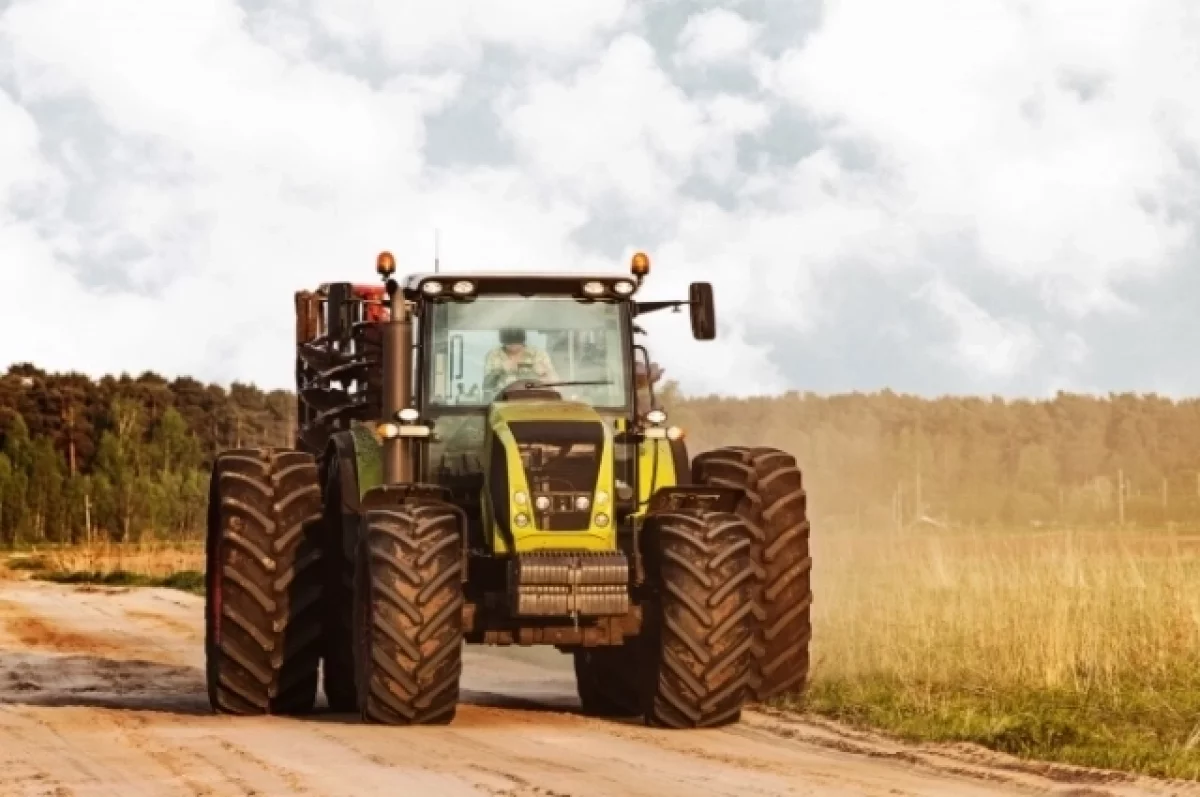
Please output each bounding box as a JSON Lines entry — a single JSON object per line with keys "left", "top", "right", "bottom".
{"left": 483, "top": 328, "right": 559, "bottom": 393}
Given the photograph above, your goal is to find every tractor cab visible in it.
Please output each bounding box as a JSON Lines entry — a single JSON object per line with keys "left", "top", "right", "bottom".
{"left": 411, "top": 274, "right": 636, "bottom": 410}
{"left": 394, "top": 269, "right": 670, "bottom": 554}
{"left": 364, "top": 256, "right": 712, "bottom": 560}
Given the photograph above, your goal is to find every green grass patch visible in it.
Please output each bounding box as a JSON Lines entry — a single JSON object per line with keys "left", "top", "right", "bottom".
{"left": 5, "top": 555, "right": 49, "bottom": 571}
{"left": 777, "top": 675, "right": 1200, "bottom": 781}
{"left": 33, "top": 568, "right": 205, "bottom": 596}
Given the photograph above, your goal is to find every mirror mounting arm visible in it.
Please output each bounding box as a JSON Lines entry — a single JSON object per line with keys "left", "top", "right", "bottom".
{"left": 633, "top": 300, "right": 688, "bottom": 316}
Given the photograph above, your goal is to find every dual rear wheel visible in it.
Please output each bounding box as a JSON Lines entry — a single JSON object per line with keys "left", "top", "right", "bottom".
{"left": 692, "top": 445, "right": 813, "bottom": 702}
{"left": 574, "top": 444, "right": 812, "bottom": 724}
{"left": 206, "top": 447, "right": 464, "bottom": 724}
{"left": 576, "top": 507, "right": 762, "bottom": 728}
{"left": 204, "top": 449, "right": 324, "bottom": 715}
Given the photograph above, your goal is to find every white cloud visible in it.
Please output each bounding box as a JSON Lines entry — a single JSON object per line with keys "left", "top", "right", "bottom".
{"left": 4, "top": 1, "right": 458, "bottom": 188}
{"left": 0, "top": 0, "right": 1199, "bottom": 400}
{"left": 310, "top": 0, "right": 634, "bottom": 67}
{"left": 676, "top": 8, "right": 758, "bottom": 66}
{"left": 761, "top": 0, "right": 1197, "bottom": 317}
{"left": 499, "top": 34, "right": 709, "bottom": 210}
{"left": 0, "top": 85, "right": 52, "bottom": 207}
{"left": 918, "top": 278, "right": 1040, "bottom": 381}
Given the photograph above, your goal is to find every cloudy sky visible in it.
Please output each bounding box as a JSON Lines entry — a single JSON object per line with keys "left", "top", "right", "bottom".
{"left": 1, "top": 0, "right": 1198, "bottom": 399}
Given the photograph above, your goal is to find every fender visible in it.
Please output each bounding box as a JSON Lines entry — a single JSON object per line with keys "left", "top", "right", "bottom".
{"left": 348, "top": 422, "right": 385, "bottom": 503}
{"left": 324, "top": 424, "right": 395, "bottom": 563}
{"left": 330, "top": 421, "right": 446, "bottom": 506}
{"left": 330, "top": 425, "right": 467, "bottom": 582}
{"left": 647, "top": 485, "right": 743, "bottom": 514}
{"left": 633, "top": 436, "right": 692, "bottom": 516}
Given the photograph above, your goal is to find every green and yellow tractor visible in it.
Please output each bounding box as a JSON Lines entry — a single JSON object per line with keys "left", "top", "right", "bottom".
{"left": 203, "top": 251, "right": 812, "bottom": 728}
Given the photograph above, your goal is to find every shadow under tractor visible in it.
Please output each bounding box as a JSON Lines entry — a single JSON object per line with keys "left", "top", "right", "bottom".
{"left": 203, "top": 251, "right": 812, "bottom": 728}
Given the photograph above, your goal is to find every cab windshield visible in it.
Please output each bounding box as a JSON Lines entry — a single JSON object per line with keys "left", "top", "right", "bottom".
{"left": 423, "top": 296, "right": 630, "bottom": 410}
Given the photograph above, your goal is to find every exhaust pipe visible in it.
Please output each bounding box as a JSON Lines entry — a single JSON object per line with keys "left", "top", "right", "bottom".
{"left": 382, "top": 280, "right": 414, "bottom": 485}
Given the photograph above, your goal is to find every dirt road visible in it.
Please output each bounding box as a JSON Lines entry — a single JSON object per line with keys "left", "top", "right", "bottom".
{"left": 0, "top": 581, "right": 1193, "bottom": 797}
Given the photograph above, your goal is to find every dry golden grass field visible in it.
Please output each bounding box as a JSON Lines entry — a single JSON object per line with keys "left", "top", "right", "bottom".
{"left": 2, "top": 539, "right": 204, "bottom": 591}
{"left": 796, "top": 525, "right": 1200, "bottom": 778}
{"left": 6, "top": 527, "right": 1200, "bottom": 779}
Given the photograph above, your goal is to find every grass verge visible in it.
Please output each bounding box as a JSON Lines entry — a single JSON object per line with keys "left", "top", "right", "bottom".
{"left": 2, "top": 540, "right": 205, "bottom": 596}
{"left": 780, "top": 676, "right": 1200, "bottom": 780}
{"left": 783, "top": 525, "right": 1200, "bottom": 780}
{"left": 36, "top": 568, "right": 205, "bottom": 595}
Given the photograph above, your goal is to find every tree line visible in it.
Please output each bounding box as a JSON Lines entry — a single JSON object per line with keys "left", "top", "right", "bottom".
{"left": 664, "top": 385, "right": 1200, "bottom": 531}
{"left": 0, "top": 364, "right": 293, "bottom": 546}
{"left": 1, "top": 362, "right": 1197, "bottom": 545}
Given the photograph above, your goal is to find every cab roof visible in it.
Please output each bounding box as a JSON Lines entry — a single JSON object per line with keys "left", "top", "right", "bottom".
{"left": 399, "top": 271, "right": 640, "bottom": 299}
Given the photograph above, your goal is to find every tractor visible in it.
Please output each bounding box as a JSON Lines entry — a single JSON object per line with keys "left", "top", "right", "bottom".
{"left": 203, "top": 251, "right": 812, "bottom": 728}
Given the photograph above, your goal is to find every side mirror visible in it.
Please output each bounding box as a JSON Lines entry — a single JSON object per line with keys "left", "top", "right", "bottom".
{"left": 688, "top": 282, "right": 716, "bottom": 340}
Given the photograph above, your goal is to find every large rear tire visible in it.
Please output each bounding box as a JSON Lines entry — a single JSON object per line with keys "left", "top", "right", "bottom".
{"left": 205, "top": 448, "right": 324, "bottom": 715}
{"left": 318, "top": 453, "right": 358, "bottom": 712}
{"left": 692, "top": 446, "right": 812, "bottom": 701}
{"left": 640, "top": 508, "right": 759, "bottom": 729}
{"left": 353, "top": 500, "right": 465, "bottom": 725}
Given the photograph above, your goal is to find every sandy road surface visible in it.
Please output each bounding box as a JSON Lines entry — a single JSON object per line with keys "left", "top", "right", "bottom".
{"left": 0, "top": 581, "right": 1195, "bottom": 797}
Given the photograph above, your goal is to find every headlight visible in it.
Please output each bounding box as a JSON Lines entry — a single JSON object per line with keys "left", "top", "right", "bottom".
{"left": 645, "top": 409, "right": 667, "bottom": 425}
{"left": 452, "top": 280, "right": 475, "bottom": 295}
{"left": 575, "top": 496, "right": 590, "bottom": 511}
{"left": 535, "top": 495, "right": 551, "bottom": 511}
{"left": 397, "top": 408, "right": 419, "bottom": 423}
{"left": 513, "top": 491, "right": 528, "bottom": 506}
{"left": 422, "top": 281, "right": 444, "bottom": 295}
{"left": 582, "top": 281, "right": 605, "bottom": 296}
{"left": 612, "top": 280, "right": 635, "bottom": 296}
{"left": 376, "top": 422, "right": 399, "bottom": 439}
{"left": 594, "top": 513, "right": 610, "bottom": 528}
{"left": 514, "top": 513, "right": 530, "bottom": 527}
{"left": 595, "top": 490, "right": 609, "bottom": 505}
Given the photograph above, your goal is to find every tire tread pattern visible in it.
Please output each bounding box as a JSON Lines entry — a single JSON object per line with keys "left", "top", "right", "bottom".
{"left": 354, "top": 500, "right": 464, "bottom": 725}
{"left": 643, "top": 509, "right": 759, "bottom": 729}
{"left": 692, "top": 446, "right": 813, "bottom": 701}
{"left": 205, "top": 448, "right": 324, "bottom": 715}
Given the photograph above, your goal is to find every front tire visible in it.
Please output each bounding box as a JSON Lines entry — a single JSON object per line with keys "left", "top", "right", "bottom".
{"left": 205, "top": 448, "right": 324, "bottom": 715}
{"left": 640, "top": 508, "right": 759, "bottom": 729}
{"left": 353, "top": 499, "right": 465, "bottom": 725}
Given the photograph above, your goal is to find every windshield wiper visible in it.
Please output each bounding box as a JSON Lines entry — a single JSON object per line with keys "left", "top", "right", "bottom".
{"left": 519, "top": 379, "right": 613, "bottom": 389}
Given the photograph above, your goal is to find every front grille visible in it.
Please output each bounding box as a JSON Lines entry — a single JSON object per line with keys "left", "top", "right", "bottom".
{"left": 534, "top": 507, "right": 592, "bottom": 531}
{"left": 508, "top": 420, "right": 604, "bottom": 531}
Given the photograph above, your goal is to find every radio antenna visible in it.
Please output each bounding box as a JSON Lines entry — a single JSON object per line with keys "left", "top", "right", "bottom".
{"left": 434, "top": 228, "right": 441, "bottom": 273}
